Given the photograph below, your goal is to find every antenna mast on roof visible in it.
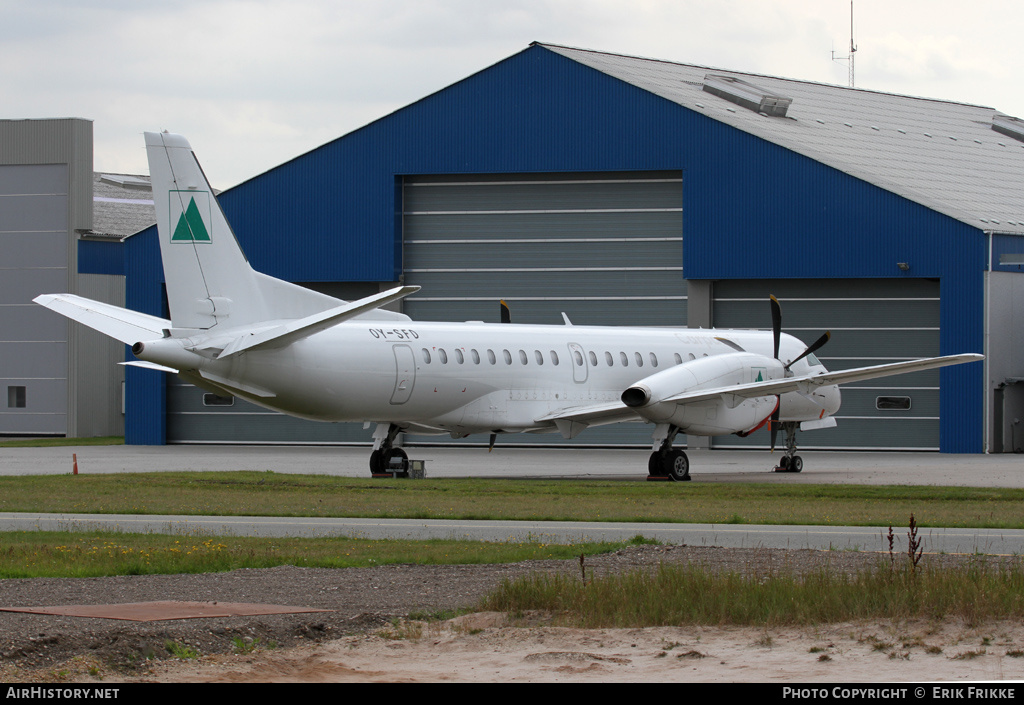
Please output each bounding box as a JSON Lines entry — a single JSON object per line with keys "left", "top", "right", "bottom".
{"left": 831, "top": 0, "right": 857, "bottom": 87}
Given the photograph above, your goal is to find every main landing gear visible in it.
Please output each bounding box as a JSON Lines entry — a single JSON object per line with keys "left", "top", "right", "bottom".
{"left": 370, "top": 422, "right": 409, "bottom": 476}
{"left": 772, "top": 421, "right": 803, "bottom": 473}
{"left": 647, "top": 424, "right": 690, "bottom": 482}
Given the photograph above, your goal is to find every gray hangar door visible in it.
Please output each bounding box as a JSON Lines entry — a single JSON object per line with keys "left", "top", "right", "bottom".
{"left": 402, "top": 171, "right": 685, "bottom": 446}
{"left": 0, "top": 164, "right": 69, "bottom": 435}
{"left": 710, "top": 279, "right": 941, "bottom": 451}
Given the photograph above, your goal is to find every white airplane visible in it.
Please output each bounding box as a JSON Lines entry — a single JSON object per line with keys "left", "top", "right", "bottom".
{"left": 35, "top": 133, "right": 983, "bottom": 480}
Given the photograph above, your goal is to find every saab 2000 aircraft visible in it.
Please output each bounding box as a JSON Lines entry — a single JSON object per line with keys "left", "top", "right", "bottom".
{"left": 35, "top": 133, "right": 983, "bottom": 480}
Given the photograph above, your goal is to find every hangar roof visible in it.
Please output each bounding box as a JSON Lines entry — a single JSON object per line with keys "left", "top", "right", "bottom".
{"left": 541, "top": 43, "right": 1024, "bottom": 235}
{"left": 89, "top": 173, "right": 155, "bottom": 239}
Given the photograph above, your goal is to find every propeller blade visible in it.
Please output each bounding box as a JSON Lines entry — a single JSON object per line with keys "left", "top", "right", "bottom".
{"left": 769, "top": 396, "right": 780, "bottom": 452}
{"left": 770, "top": 295, "right": 782, "bottom": 360}
{"left": 785, "top": 331, "right": 832, "bottom": 370}
{"left": 500, "top": 300, "right": 511, "bottom": 324}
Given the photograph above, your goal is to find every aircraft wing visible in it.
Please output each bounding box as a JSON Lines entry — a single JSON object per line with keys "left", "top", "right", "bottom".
{"left": 538, "top": 353, "right": 983, "bottom": 437}
{"left": 535, "top": 401, "right": 642, "bottom": 438}
{"left": 660, "top": 353, "right": 984, "bottom": 406}
{"left": 33, "top": 294, "right": 170, "bottom": 344}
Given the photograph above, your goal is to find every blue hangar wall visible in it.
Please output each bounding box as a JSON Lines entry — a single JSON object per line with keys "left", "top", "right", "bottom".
{"left": 102, "top": 43, "right": 987, "bottom": 450}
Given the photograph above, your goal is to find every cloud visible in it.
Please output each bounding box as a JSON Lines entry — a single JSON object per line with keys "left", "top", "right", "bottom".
{"left": 4, "top": 0, "right": 1022, "bottom": 186}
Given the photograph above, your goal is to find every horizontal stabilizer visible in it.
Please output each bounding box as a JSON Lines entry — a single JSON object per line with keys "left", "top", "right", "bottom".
{"left": 120, "top": 360, "right": 179, "bottom": 374}
{"left": 34, "top": 294, "right": 170, "bottom": 344}
{"left": 218, "top": 286, "right": 420, "bottom": 357}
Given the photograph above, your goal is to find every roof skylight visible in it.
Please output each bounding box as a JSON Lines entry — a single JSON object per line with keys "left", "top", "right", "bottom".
{"left": 702, "top": 74, "right": 792, "bottom": 118}
{"left": 992, "top": 114, "right": 1024, "bottom": 144}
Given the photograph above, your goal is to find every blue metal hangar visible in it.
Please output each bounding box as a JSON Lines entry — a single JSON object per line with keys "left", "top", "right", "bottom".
{"left": 93, "top": 43, "right": 1024, "bottom": 452}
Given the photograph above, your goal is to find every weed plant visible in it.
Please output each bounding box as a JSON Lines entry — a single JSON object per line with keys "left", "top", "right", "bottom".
{"left": 480, "top": 559, "right": 1024, "bottom": 627}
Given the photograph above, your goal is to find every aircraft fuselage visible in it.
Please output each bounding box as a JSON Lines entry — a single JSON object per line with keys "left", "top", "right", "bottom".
{"left": 162, "top": 320, "right": 840, "bottom": 440}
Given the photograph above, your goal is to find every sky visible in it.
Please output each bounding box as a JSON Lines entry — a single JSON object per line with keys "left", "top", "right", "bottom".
{"left": 4, "top": 0, "right": 1023, "bottom": 188}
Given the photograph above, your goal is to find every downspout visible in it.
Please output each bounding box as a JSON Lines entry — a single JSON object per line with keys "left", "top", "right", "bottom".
{"left": 985, "top": 230, "right": 993, "bottom": 453}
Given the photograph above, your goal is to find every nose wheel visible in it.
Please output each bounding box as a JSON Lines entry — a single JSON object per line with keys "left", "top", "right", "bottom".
{"left": 774, "top": 454, "right": 803, "bottom": 473}
{"left": 772, "top": 421, "right": 803, "bottom": 473}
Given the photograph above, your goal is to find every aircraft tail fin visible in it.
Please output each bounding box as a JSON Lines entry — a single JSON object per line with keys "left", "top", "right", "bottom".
{"left": 145, "top": 132, "right": 353, "bottom": 330}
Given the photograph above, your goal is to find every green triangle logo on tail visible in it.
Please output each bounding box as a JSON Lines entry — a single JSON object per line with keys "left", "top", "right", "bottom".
{"left": 170, "top": 194, "right": 211, "bottom": 243}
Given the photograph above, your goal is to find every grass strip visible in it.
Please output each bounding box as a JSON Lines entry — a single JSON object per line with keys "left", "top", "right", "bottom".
{"left": 481, "top": 560, "right": 1024, "bottom": 627}
{"left": 0, "top": 437, "right": 123, "bottom": 448}
{"left": 0, "top": 530, "right": 645, "bottom": 579}
{"left": 1, "top": 471, "right": 1023, "bottom": 528}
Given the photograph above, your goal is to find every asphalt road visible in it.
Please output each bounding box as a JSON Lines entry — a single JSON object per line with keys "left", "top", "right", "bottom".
{"left": 2, "top": 444, "right": 1023, "bottom": 485}
{"left": 1, "top": 444, "right": 1022, "bottom": 554}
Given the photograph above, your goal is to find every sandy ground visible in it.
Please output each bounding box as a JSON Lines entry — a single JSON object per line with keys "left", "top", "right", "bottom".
{"left": 115, "top": 615, "right": 1024, "bottom": 683}
{"left": 3, "top": 547, "right": 1023, "bottom": 683}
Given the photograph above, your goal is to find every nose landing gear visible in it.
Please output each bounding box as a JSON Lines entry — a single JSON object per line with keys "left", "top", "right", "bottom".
{"left": 772, "top": 421, "right": 803, "bottom": 473}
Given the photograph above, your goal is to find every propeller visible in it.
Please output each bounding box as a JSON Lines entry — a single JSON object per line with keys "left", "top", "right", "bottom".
{"left": 784, "top": 331, "right": 831, "bottom": 371}
{"left": 767, "top": 295, "right": 831, "bottom": 451}
{"left": 500, "top": 300, "right": 511, "bottom": 324}
{"left": 769, "top": 296, "right": 782, "bottom": 451}
{"left": 770, "top": 295, "right": 782, "bottom": 360}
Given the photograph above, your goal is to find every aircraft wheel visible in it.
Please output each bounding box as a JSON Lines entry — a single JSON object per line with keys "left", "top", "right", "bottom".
{"left": 369, "top": 449, "right": 384, "bottom": 475}
{"left": 790, "top": 455, "right": 803, "bottom": 473}
{"left": 666, "top": 449, "right": 690, "bottom": 482}
{"left": 648, "top": 452, "right": 667, "bottom": 477}
{"left": 774, "top": 456, "right": 790, "bottom": 472}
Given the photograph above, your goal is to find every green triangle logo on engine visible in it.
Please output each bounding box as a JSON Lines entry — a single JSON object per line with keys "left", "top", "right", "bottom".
{"left": 170, "top": 193, "right": 211, "bottom": 243}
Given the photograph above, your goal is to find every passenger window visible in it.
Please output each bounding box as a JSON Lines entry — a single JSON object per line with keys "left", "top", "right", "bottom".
{"left": 454, "top": 349, "right": 464, "bottom": 364}
{"left": 620, "top": 352, "right": 628, "bottom": 367}
{"left": 674, "top": 353, "right": 682, "bottom": 365}
{"left": 471, "top": 349, "right": 480, "bottom": 364}
{"left": 503, "top": 349, "right": 512, "bottom": 365}
{"left": 422, "top": 348, "right": 431, "bottom": 364}
{"left": 535, "top": 350, "right": 544, "bottom": 365}
{"left": 688, "top": 353, "right": 696, "bottom": 361}
{"left": 634, "top": 352, "right": 644, "bottom": 367}
{"left": 519, "top": 350, "right": 528, "bottom": 365}
{"left": 487, "top": 349, "right": 496, "bottom": 365}
{"left": 439, "top": 349, "right": 448, "bottom": 364}
{"left": 574, "top": 350, "right": 584, "bottom": 366}
{"left": 605, "top": 352, "right": 613, "bottom": 367}
{"left": 588, "top": 351, "right": 598, "bottom": 366}
{"left": 650, "top": 353, "right": 658, "bottom": 368}
{"left": 550, "top": 350, "right": 559, "bottom": 365}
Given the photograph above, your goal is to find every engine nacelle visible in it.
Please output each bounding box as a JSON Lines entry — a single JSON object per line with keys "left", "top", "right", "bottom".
{"left": 621, "top": 352, "right": 785, "bottom": 435}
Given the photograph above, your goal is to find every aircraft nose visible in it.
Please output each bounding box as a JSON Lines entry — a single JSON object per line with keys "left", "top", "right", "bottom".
{"left": 824, "top": 385, "right": 841, "bottom": 415}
